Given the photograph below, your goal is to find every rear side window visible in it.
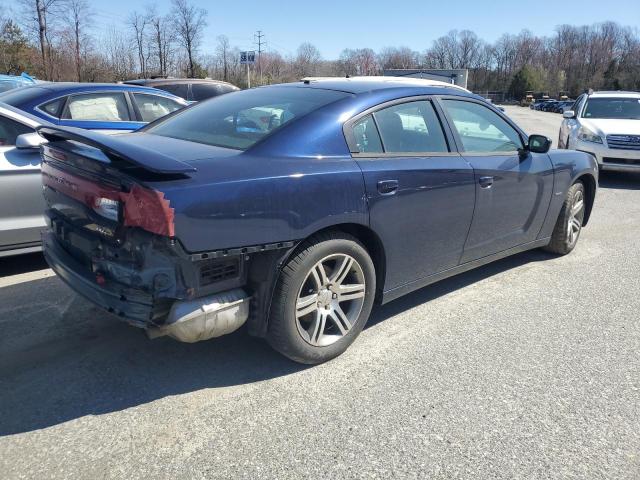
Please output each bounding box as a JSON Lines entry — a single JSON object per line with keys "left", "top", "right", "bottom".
{"left": 442, "top": 100, "right": 523, "bottom": 152}
{"left": 157, "top": 83, "right": 189, "bottom": 100}
{"left": 0, "top": 115, "right": 33, "bottom": 146}
{"left": 146, "top": 87, "right": 350, "bottom": 150}
{"left": 191, "top": 83, "right": 224, "bottom": 101}
{"left": 40, "top": 98, "right": 65, "bottom": 118}
{"left": 372, "top": 101, "right": 448, "bottom": 153}
{"left": 352, "top": 115, "right": 383, "bottom": 153}
{"left": 132, "top": 93, "right": 183, "bottom": 122}
{"left": 62, "top": 92, "right": 130, "bottom": 122}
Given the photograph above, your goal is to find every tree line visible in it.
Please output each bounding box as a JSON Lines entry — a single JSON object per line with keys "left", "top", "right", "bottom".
{"left": 1, "top": 1, "right": 639, "bottom": 99}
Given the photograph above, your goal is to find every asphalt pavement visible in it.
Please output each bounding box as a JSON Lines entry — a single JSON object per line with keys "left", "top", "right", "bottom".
{"left": 1, "top": 107, "right": 639, "bottom": 479}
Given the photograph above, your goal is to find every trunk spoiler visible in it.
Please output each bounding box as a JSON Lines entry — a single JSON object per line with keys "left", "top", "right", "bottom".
{"left": 36, "top": 125, "right": 197, "bottom": 174}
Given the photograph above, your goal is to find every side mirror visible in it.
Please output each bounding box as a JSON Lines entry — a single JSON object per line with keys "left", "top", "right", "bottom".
{"left": 15, "top": 132, "right": 46, "bottom": 149}
{"left": 528, "top": 134, "right": 552, "bottom": 154}
{"left": 563, "top": 110, "right": 576, "bottom": 119}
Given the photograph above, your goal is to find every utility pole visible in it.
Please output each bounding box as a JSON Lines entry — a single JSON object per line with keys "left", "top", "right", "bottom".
{"left": 254, "top": 30, "right": 266, "bottom": 85}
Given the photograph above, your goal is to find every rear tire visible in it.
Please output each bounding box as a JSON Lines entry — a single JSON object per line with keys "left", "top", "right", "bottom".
{"left": 543, "top": 182, "right": 586, "bottom": 255}
{"left": 267, "top": 232, "right": 376, "bottom": 364}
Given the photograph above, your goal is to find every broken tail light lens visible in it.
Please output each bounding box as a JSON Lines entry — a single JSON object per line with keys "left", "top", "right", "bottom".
{"left": 93, "top": 197, "right": 120, "bottom": 222}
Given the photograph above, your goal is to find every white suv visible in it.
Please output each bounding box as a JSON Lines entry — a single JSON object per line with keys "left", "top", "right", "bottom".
{"left": 559, "top": 91, "right": 640, "bottom": 173}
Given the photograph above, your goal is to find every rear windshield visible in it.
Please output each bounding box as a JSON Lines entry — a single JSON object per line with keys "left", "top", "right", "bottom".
{"left": 583, "top": 97, "right": 640, "bottom": 120}
{"left": 0, "top": 86, "right": 50, "bottom": 106}
{"left": 146, "top": 87, "right": 350, "bottom": 150}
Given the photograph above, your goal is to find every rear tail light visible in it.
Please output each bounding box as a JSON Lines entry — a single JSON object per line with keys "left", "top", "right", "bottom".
{"left": 42, "top": 162, "right": 175, "bottom": 237}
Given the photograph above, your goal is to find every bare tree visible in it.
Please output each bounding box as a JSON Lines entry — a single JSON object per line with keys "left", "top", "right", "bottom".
{"left": 20, "top": 0, "right": 62, "bottom": 79}
{"left": 65, "top": 0, "right": 91, "bottom": 81}
{"left": 294, "top": 42, "right": 321, "bottom": 77}
{"left": 215, "top": 34, "right": 230, "bottom": 81}
{"left": 128, "top": 10, "right": 149, "bottom": 78}
{"left": 171, "top": 0, "right": 206, "bottom": 78}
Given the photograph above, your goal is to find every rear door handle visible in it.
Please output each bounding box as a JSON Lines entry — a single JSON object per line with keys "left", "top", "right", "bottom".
{"left": 377, "top": 180, "right": 399, "bottom": 195}
{"left": 479, "top": 176, "right": 494, "bottom": 188}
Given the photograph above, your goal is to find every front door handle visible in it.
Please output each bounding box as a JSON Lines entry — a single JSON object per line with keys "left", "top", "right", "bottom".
{"left": 479, "top": 176, "right": 494, "bottom": 188}
{"left": 377, "top": 180, "right": 399, "bottom": 195}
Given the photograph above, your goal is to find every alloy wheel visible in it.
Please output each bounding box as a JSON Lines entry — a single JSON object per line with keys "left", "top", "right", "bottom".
{"left": 295, "top": 254, "right": 366, "bottom": 347}
{"left": 567, "top": 189, "right": 585, "bottom": 246}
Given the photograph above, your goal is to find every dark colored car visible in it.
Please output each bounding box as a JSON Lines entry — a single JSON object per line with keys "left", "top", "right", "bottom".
{"left": 540, "top": 100, "right": 560, "bottom": 112}
{"left": 123, "top": 78, "right": 240, "bottom": 102}
{"left": 0, "top": 83, "right": 187, "bottom": 133}
{"left": 553, "top": 100, "right": 574, "bottom": 113}
{"left": 533, "top": 99, "right": 555, "bottom": 110}
{"left": 37, "top": 78, "right": 598, "bottom": 364}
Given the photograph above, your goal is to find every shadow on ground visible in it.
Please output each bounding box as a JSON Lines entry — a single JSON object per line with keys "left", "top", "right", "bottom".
{"left": 0, "top": 248, "right": 553, "bottom": 436}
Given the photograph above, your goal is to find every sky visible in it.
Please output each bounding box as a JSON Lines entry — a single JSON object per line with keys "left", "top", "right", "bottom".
{"left": 87, "top": 0, "right": 640, "bottom": 59}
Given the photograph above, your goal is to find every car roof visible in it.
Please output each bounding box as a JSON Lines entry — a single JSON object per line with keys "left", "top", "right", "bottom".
{"left": 292, "top": 76, "right": 472, "bottom": 95}
{"left": 26, "top": 82, "right": 177, "bottom": 94}
{"left": 124, "top": 78, "right": 239, "bottom": 88}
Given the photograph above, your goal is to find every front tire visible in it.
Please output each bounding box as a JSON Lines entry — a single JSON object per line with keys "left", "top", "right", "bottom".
{"left": 544, "top": 182, "right": 586, "bottom": 255}
{"left": 267, "top": 232, "right": 376, "bottom": 364}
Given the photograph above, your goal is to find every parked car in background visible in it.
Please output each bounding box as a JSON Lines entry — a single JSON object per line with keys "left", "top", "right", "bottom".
{"left": 0, "top": 73, "right": 37, "bottom": 93}
{"left": 38, "top": 77, "right": 597, "bottom": 364}
{"left": 541, "top": 100, "right": 560, "bottom": 112}
{"left": 0, "top": 83, "right": 188, "bottom": 134}
{"left": 553, "top": 100, "right": 574, "bottom": 113}
{"left": 123, "top": 78, "right": 240, "bottom": 102}
{"left": 0, "top": 102, "right": 48, "bottom": 257}
{"left": 532, "top": 99, "right": 555, "bottom": 110}
{"left": 559, "top": 90, "right": 640, "bottom": 172}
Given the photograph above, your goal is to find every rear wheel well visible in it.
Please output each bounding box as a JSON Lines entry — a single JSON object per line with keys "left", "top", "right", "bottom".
{"left": 293, "top": 224, "right": 386, "bottom": 303}
{"left": 246, "top": 223, "right": 387, "bottom": 338}
{"left": 575, "top": 174, "right": 596, "bottom": 226}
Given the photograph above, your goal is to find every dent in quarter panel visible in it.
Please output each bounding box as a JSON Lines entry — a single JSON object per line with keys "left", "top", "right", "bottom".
{"left": 162, "top": 155, "right": 368, "bottom": 253}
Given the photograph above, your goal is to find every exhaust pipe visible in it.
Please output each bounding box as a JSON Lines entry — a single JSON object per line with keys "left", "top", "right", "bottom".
{"left": 147, "top": 289, "right": 250, "bottom": 343}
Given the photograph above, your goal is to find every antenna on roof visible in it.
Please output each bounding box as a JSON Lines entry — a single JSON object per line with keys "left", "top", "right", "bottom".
{"left": 345, "top": 74, "right": 350, "bottom": 78}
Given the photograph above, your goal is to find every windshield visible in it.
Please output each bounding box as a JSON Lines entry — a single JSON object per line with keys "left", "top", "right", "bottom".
{"left": 145, "top": 86, "right": 350, "bottom": 150}
{"left": 583, "top": 97, "right": 640, "bottom": 120}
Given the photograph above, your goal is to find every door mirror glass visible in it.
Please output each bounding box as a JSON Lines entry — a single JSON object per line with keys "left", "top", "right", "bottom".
{"left": 15, "top": 132, "right": 45, "bottom": 149}
{"left": 528, "top": 134, "right": 551, "bottom": 153}
{"left": 563, "top": 110, "right": 576, "bottom": 119}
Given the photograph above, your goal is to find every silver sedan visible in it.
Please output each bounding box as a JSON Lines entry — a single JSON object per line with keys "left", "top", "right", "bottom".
{"left": 0, "top": 103, "right": 48, "bottom": 257}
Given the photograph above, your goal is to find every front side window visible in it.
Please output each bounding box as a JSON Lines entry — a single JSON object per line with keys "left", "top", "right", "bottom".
{"left": 133, "top": 93, "right": 183, "bottom": 122}
{"left": 582, "top": 97, "right": 640, "bottom": 120}
{"left": 442, "top": 100, "right": 523, "bottom": 152}
{"left": 372, "top": 101, "right": 448, "bottom": 153}
{"left": 62, "top": 92, "right": 130, "bottom": 122}
{"left": 146, "top": 87, "right": 350, "bottom": 150}
{"left": 0, "top": 116, "right": 33, "bottom": 147}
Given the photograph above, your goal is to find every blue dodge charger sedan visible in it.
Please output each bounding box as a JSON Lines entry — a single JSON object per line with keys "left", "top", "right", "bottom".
{"left": 0, "top": 82, "right": 187, "bottom": 133}
{"left": 37, "top": 77, "right": 597, "bottom": 364}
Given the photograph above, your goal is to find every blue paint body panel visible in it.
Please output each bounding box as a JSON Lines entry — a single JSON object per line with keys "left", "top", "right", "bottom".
{"left": 38, "top": 79, "right": 598, "bottom": 305}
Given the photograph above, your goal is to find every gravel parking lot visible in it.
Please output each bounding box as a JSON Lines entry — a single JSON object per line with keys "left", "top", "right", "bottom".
{"left": 1, "top": 107, "right": 639, "bottom": 480}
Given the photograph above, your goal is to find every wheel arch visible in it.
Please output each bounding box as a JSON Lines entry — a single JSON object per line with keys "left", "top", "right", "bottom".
{"left": 245, "top": 222, "right": 387, "bottom": 338}
{"left": 575, "top": 173, "right": 596, "bottom": 226}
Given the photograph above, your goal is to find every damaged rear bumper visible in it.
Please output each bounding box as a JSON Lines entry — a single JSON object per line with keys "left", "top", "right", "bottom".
{"left": 43, "top": 231, "right": 251, "bottom": 340}
{"left": 43, "top": 231, "right": 156, "bottom": 325}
